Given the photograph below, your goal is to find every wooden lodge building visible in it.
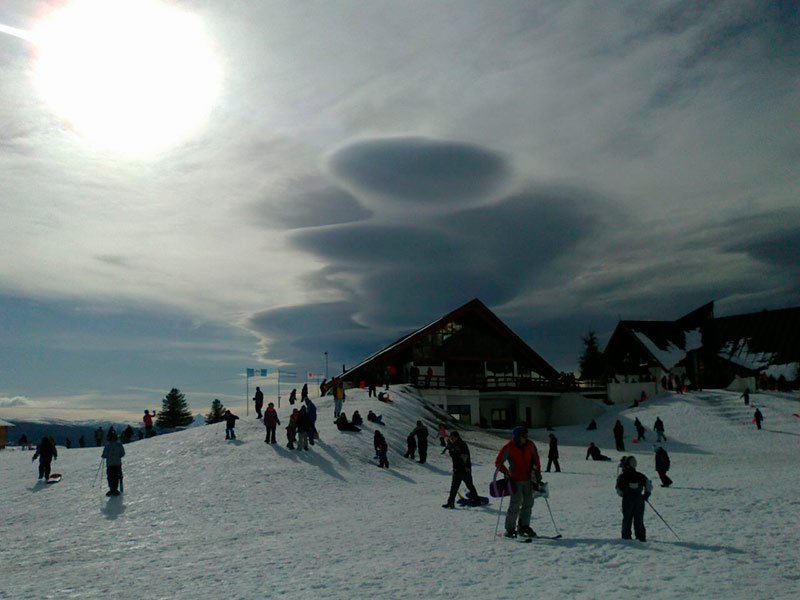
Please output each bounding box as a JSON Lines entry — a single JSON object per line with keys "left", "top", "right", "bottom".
{"left": 603, "top": 302, "right": 800, "bottom": 392}
{"left": 337, "top": 299, "right": 604, "bottom": 429}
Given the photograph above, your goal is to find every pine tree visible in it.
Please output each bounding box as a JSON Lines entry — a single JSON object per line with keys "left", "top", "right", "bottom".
{"left": 156, "top": 388, "right": 194, "bottom": 428}
{"left": 205, "top": 399, "right": 226, "bottom": 424}
{"left": 579, "top": 330, "right": 606, "bottom": 381}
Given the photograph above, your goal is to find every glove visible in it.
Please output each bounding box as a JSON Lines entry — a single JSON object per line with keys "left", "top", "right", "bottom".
{"left": 643, "top": 492, "right": 651, "bottom": 501}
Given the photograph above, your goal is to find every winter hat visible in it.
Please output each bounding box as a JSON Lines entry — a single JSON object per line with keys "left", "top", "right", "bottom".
{"left": 512, "top": 426, "right": 528, "bottom": 445}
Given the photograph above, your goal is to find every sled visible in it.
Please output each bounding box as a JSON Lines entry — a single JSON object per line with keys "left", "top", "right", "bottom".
{"left": 46, "top": 473, "right": 62, "bottom": 484}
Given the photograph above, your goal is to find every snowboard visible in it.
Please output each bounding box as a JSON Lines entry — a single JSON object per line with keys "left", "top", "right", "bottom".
{"left": 46, "top": 473, "right": 62, "bottom": 484}
{"left": 457, "top": 493, "right": 490, "bottom": 506}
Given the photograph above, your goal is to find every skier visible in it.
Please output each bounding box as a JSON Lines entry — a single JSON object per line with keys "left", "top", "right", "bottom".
{"left": 403, "top": 432, "right": 417, "bottom": 460}
{"left": 102, "top": 428, "right": 125, "bottom": 497}
{"left": 254, "top": 386, "right": 264, "bottom": 419}
{"left": 586, "top": 442, "right": 612, "bottom": 461}
{"left": 615, "top": 456, "right": 652, "bottom": 541}
{"left": 223, "top": 410, "right": 239, "bottom": 440}
{"left": 32, "top": 437, "right": 57, "bottom": 480}
{"left": 335, "top": 412, "right": 361, "bottom": 432}
{"left": 654, "top": 446, "right": 672, "bottom": 487}
{"left": 295, "top": 406, "right": 311, "bottom": 450}
{"left": 373, "top": 430, "right": 389, "bottom": 468}
{"left": 613, "top": 420, "right": 625, "bottom": 451}
{"left": 634, "top": 417, "right": 646, "bottom": 442}
{"left": 546, "top": 433, "right": 560, "bottom": 472}
{"left": 654, "top": 417, "right": 666, "bottom": 442}
{"left": 143, "top": 410, "right": 156, "bottom": 438}
{"left": 495, "top": 426, "right": 542, "bottom": 538}
{"left": 753, "top": 408, "right": 764, "bottom": 430}
{"left": 264, "top": 402, "right": 280, "bottom": 444}
{"left": 412, "top": 420, "right": 429, "bottom": 464}
{"left": 435, "top": 423, "right": 448, "bottom": 447}
{"left": 443, "top": 431, "right": 480, "bottom": 508}
{"left": 741, "top": 387, "right": 750, "bottom": 405}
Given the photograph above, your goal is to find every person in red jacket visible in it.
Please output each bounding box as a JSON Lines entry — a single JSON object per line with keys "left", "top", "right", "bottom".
{"left": 263, "top": 402, "right": 280, "bottom": 444}
{"left": 495, "top": 426, "right": 542, "bottom": 538}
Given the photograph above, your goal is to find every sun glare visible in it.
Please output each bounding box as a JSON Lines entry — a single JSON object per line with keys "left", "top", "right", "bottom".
{"left": 31, "top": 0, "right": 221, "bottom": 157}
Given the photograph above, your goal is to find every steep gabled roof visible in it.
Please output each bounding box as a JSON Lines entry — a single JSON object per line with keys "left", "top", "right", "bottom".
{"left": 618, "top": 320, "right": 703, "bottom": 371}
{"left": 340, "top": 298, "right": 559, "bottom": 381}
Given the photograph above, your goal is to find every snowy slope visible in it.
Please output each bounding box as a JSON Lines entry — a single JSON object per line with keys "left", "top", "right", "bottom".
{"left": 2, "top": 388, "right": 799, "bottom": 600}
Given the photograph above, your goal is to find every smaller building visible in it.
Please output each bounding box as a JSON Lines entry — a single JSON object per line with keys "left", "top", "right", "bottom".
{"left": 0, "top": 418, "right": 14, "bottom": 450}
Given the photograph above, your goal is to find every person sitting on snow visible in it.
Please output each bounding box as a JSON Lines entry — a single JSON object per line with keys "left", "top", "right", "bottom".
{"left": 367, "top": 410, "right": 385, "bottom": 425}
{"left": 586, "top": 442, "right": 612, "bottom": 461}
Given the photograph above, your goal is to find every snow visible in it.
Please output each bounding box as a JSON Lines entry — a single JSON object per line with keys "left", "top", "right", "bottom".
{"left": 2, "top": 387, "right": 799, "bottom": 599}
{"left": 719, "top": 339, "right": 776, "bottom": 371}
{"left": 633, "top": 331, "right": 686, "bottom": 370}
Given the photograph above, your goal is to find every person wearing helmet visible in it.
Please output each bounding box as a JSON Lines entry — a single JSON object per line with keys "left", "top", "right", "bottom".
{"left": 615, "top": 456, "right": 653, "bottom": 541}
{"left": 495, "top": 426, "right": 541, "bottom": 538}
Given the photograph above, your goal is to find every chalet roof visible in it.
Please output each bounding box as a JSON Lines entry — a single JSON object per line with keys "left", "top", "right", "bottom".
{"left": 340, "top": 298, "right": 559, "bottom": 381}
{"left": 607, "top": 302, "right": 800, "bottom": 378}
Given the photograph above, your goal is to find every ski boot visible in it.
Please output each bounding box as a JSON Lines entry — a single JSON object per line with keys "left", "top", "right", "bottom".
{"left": 518, "top": 525, "right": 536, "bottom": 538}
{"left": 504, "top": 529, "right": 517, "bottom": 539}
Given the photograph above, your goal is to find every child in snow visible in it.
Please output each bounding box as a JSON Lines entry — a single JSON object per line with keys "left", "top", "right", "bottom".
{"left": 634, "top": 417, "right": 646, "bottom": 442}
{"left": 585, "top": 442, "right": 612, "bottom": 461}
{"left": 32, "top": 437, "right": 57, "bottom": 480}
{"left": 443, "top": 431, "right": 481, "bottom": 510}
{"left": 615, "top": 456, "right": 652, "bottom": 541}
{"left": 435, "top": 423, "right": 448, "bottom": 447}
{"left": 654, "top": 446, "right": 672, "bottom": 487}
{"left": 286, "top": 410, "right": 298, "bottom": 449}
{"left": 613, "top": 420, "right": 625, "bottom": 451}
{"left": 367, "top": 410, "right": 385, "bottom": 425}
{"left": 404, "top": 432, "right": 417, "bottom": 460}
{"left": 102, "top": 428, "right": 125, "bottom": 497}
{"left": 753, "top": 408, "right": 764, "bottom": 430}
{"left": 351, "top": 410, "right": 363, "bottom": 425}
{"left": 374, "top": 430, "right": 389, "bottom": 468}
{"left": 264, "top": 402, "right": 280, "bottom": 444}
{"left": 654, "top": 417, "right": 666, "bottom": 442}
{"left": 223, "top": 410, "right": 239, "bottom": 440}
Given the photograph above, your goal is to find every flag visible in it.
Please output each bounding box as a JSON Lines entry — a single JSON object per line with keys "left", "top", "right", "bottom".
{"left": 246, "top": 368, "right": 254, "bottom": 377}
{"left": 247, "top": 368, "right": 268, "bottom": 377}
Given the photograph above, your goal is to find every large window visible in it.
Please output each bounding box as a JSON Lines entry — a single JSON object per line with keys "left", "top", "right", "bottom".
{"left": 447, "top": 404, "right": 472, "bottom": 424}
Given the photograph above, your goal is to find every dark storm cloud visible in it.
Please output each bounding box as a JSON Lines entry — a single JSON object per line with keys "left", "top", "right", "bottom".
{"left": 290, "top": 223, "right": 460, "bottom": 267}
{"left": 246, "top": 301, "right": 391, "bottom": 369}
{"left": 727, "top": 227, "right": 800, "bottom": 272}
{"left": 327, "top": 137, "right": 509, "bottom": 206}
{"left": 250, "top": 179, "right": 372, "bottom": 230}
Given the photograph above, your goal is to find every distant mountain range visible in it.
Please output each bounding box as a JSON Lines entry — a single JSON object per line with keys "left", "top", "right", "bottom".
{"left": 2, "top": 415, "right": 205, "bottom": 447}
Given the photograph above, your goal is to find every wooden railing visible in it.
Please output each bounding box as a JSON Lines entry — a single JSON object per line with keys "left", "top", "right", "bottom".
{"left": 410, "top": 374, "right": 587, "bottom": 393}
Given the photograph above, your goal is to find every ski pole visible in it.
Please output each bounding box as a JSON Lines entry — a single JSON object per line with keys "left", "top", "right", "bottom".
{"left": 493, "top": 494, "right": 506, "bottom": 541}
{"left": 647, "top": 499, "right": 680, "bottom": 541}
{"left": 92, "top": 458, "right": 104, "bottom": 488}
{"left": 543, "top": 497, "right": 562, "bottom": 538}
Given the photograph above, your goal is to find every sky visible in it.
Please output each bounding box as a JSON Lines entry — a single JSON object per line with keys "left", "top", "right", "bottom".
{"left": 2, "top": 387, "right": 800, "bottom": 598}
{"left": 1, "top": 0, "right": 799, "bottom": 421}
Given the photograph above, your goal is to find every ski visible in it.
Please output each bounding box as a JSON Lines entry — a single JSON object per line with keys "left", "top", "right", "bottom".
{"left": 496, "top": 533, "right": 561, "bottom": 541}
{"left": 496, "top": 534, "right": 533, "bottom": 543}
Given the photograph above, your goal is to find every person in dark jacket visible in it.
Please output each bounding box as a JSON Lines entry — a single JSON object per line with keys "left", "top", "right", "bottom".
{"left": 443, "top": 431, "right": 480, "bottom": 509}
{"left": 295, "top": 406, "right": 311, "bottom": 450}
{"left": 412, "top": 421, "right": 429, "bottom": 464}
{"left": 264, "top": 402, "right": 280, "bottom": 443}
{"left": 634, "top": 417, "right": 646, "bottom": 442}
{"left": 615, "top": 456, "right": 653, "bottom": 541}
{"left": 305, "top": 397, "right": 318, "bottom": 445}
{"left": 223, "top": 410, "right": 239, "bottom": 440}
{"left": 741, "top": 387, "right": 750, "bottom": 405}
{"left": 403, "top": 432, "right": 417, "bottom": 459}
{"left": 286, "top": 409, "right": 298, "bottom": 449}
{"left": 32, "top": 437, "right": 57, "bottom": 480}
{"left": 102, "top": 428, "right": 125, "bottom": 496}
{"left": 654, "top": 446, "right": 672, "bottom": 487}
{"left": 373, "top": 430, "right": 389, "bottom": 468}
{"left": 79, "top": 435, "right": 86, "bottom": 448}
{"left": 546, "top": 433, "right": 560, "bottom": 472}
{"left": 254, "top": 386, "right": 264, "bottom": 419}
{"left": 94, "top": 427, "right": 104, "bottom": 447}
{"left": 301, "top": 383, "right": 309, "bottom": 402}
{"left": 753, "top": 407, "right": 764, "bottom": 430}
{"left": 613, "top": 420, "right": 625, "bottom": 451}
{"left": 586, "top": 442, "right": 612, "bottom": 461}
{"left": 654, "top": 417, "right": 666, "bottom": 442}
{"left": 586, "top": 419, "right": 597, "bottom": 431}
{"left": 288, "top": 388, "right": 297, "bottom": 405}
{"left": 351, "top": 410, "right": 363, "bottom": 425}
{"left": 367, "top": 410, "right": 385, "bottom": 425}
{"left": 335, "top": 412, "right": 361, "bottom": 432}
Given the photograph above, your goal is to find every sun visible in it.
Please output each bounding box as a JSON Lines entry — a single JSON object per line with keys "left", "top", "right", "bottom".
{"left": 31, "top": 0, "right": 221, "bottom": 157}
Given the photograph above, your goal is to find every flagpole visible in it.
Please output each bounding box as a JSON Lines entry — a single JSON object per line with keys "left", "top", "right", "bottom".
{"left": 246, "top": 372, "right": 249, "bottom": 416}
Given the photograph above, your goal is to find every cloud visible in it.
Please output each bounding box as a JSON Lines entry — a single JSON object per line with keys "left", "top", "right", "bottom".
{"left": 250, "top": 176, "right": 372, "bottom": 230}
{"left": 0, "top": 395, "right": 30, "bottom": 407}
{"left": 327, "top": 137, "right": 509, "bottom": 211}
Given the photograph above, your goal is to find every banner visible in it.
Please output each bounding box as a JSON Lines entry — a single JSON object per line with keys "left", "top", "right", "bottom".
{"left": 246, "top": 368, "right": 268, "bottom": 377}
